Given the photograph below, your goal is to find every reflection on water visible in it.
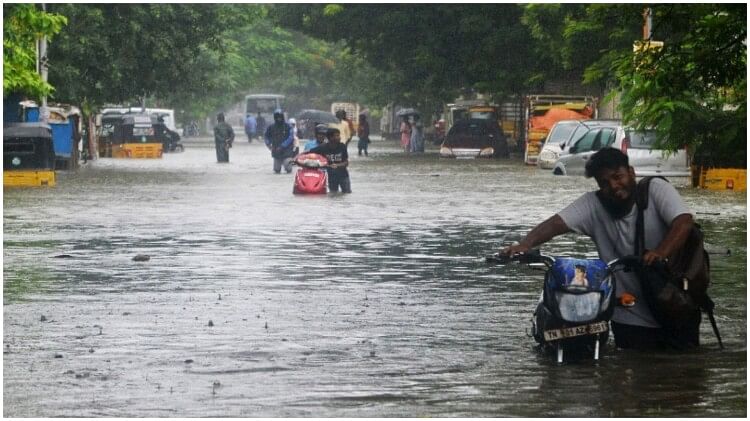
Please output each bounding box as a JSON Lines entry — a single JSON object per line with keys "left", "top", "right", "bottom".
{"left": 4, "top": 139, "right": 746, "bottom": 417}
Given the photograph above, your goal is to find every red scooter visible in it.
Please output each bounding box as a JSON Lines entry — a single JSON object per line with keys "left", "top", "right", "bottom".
{"left": 292, "top": 153, "right": 328, "bottom": 194}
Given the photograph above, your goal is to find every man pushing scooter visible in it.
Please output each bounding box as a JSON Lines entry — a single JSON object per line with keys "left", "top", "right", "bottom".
{"left": 264, "top": 109, "right": 295, "bottom": 174}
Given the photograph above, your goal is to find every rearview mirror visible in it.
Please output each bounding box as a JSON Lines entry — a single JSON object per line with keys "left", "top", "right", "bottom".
{"left": 569, "top": 145, "right": 578, "bottom": 154}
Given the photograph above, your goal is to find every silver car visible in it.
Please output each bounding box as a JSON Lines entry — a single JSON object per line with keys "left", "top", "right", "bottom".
{"left": 537, "top": 120, "right": 580, "bottom": 169}
{"left": 552, "top": 125, "right": 691, "bottom": 177}
{"left": 540, "top": 119, "right": 623, "bottom": 169}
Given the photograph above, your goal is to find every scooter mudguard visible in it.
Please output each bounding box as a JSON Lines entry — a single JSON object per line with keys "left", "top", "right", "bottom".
{"left": 293, "top": 168, "right": 327, "bottom": 194}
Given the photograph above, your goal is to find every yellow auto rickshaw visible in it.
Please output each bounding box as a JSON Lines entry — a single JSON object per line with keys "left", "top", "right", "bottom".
{"left": 98, "top": 112, "right": 163, "bottom": 158}
{"left": 3, "top": 122, "right": 57, "bottom": 187}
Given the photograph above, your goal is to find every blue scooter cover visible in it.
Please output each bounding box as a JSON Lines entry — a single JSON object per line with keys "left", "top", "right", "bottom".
{"left": 546, "top": 258, "right": 611, "bottom": 295}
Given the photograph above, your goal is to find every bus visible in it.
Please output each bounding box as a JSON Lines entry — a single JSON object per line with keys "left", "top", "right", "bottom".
{"left": 245, "top": 94, "right": 285, "bottom": 128}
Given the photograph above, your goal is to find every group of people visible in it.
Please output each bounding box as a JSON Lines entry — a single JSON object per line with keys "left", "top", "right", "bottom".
{"left": 243, "top": 112, "right": 266, "bottom": 143}
{"left": 215, "top": 110, "right": 709, "bottom": 351}
{"left": 213, "top": 109, "right": 362, "bottom": 193}
{"left": 399, "top": 114, "right": 424, "bottom": 153}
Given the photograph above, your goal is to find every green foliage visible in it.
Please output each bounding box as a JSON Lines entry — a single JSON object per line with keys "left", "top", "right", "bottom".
{"left": 523, "top": 4, "right": 746, "bottom": 167}
{"left": 614, "top": 5, "right": 746, "bottom": 167}
{"left": 521, "top": 4, "right": 642, "bottom": 87}
{"left": 46, "top": 4, "right": 253, "bottom": 111}
{"left": 272, "top": 4, "right": 541, "bottom": 113}
{"left": 24, "top": 3, "right": 746, "bottom": 169}
{"left": 165, "top": 15, "right": 388, "bottom": 120}
{"left": 3, "top": 4, "right": 67, "bottom": 99}
{"left": 42, "top": 3, "right": 385, "bottom": 123}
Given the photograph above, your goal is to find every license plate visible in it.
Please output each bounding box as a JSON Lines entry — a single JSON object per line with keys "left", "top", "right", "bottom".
{"left": 543, "top": 321, "right": 608, "bottom": 342}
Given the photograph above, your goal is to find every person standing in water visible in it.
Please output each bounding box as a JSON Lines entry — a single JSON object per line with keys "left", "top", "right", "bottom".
{"left": 400, "top": 115, "right": 412, "bottom": 152}
{"left": 309, "top": 127, "right": 351, "bottom": 193}
{"left": 357, "top": 113, "right": 370, "bottom": 156}
{"left": 264, "top": 109, "right": 295, "bottom": 173}
{"left": 213, "top": 112, "right": 234, "bottom": 163}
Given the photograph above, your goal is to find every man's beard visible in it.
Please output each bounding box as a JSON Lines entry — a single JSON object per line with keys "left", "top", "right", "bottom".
{"left": 596, "top": 182, "right": 636, "bottom": 219}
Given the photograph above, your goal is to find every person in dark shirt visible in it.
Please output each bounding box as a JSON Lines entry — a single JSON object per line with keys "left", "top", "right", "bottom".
{"left": 256, "top": 112, "right": 266, "bottom": 142}
{"left": 213, "top": 112, "right": 234, "bottom": 163}
{"left": 155, "top": 116, "right": 180, "bottom": 152}
{"left": 264, "top": 109, "right": 295, "bottom": 173}
{"left": 309, "top": 127, "right": 351, "bottom": 193}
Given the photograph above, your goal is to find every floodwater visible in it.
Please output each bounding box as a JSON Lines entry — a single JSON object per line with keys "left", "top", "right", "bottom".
{"left": 4, "top": 136, "right": 747, "bottom": 417}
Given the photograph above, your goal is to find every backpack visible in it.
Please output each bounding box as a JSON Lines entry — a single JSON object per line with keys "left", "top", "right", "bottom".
{"left": 635, "top": 176, "right": 723, "bottom": 349}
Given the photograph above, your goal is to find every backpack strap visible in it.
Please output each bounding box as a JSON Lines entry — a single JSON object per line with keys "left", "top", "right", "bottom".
{"left": 635, "top": 177, "right": 662, "bottom": 255}
{"left": 703, "top": 295, "right": 725, "bottom": 349}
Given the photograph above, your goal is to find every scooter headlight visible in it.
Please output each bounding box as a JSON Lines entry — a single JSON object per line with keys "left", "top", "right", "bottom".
{"left": 555, "top": 292, "right": 601, "bottom": 323}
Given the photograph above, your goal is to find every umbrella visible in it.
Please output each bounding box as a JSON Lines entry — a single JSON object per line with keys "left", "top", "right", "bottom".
{"left": 295, "top": 109, "right": 339, "bottom": 124}
{"left": 396, "top": 107, "right": 419, "bottom": 117}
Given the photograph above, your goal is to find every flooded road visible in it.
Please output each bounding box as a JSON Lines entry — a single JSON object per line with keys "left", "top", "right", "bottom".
{"left": 4, "top": 137, "right": 747, "bottom": 417}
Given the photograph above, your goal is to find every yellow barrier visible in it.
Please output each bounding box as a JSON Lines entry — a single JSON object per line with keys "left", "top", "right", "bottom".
{"left": 4, "top": 170, "right": 56, "bottom": 187}
{"left": 112, "top": 143, "right": 163, "bottom": 159}
{"left": 698, "top": 168, "right": 746, "bottom": 191}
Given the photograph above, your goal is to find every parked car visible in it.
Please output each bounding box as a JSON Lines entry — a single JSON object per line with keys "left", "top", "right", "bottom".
{"left": 539, "top": 119, "right": 622, "bottom": 169}
{"left": 440, "top": 118, "right": 509, "bottom": 159}
{"left": 537, "top": 120, "right": 581, "bottom": 169}
{"left": 552, "top": 125, "right": 691, "bottom": 177}
{"left": 560, "top": 119, "right": 620, "bottom": 148}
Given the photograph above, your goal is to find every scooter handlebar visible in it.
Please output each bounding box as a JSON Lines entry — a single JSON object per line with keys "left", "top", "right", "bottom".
{"left": 486, "top": 249, "right": 553, "bottom": 266}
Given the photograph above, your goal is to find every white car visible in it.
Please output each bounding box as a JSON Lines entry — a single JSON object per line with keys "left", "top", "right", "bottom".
{"left": 537, "top": 120, "right": 582, "bottom": 169}
{"left": 553, "top": 125, "right": 691, "bottom": 177}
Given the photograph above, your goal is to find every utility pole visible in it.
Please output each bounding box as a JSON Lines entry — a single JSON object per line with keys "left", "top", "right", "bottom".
{"left": 38, "top": 3, "right": 49, "bottom": 123}
{"left": 643, "top": 7, "right": 653, "bottom": 40}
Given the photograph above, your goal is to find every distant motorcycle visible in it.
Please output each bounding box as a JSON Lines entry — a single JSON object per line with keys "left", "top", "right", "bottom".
{"left": 183, "top": 121, "right": 199, "bottom": 137}
{"left": 163, "top": 131, "right": 184, "bottom": 153}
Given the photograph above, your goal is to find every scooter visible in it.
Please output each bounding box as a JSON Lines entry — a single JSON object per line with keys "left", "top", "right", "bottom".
{"left": 292, "top": 152, "right": 328, "bottom": 194}
{"left": 163, "top": 132, "right": 184, "bottom": 153}
{"left": 487, "top": 250, "right": 639, "bottom": 363}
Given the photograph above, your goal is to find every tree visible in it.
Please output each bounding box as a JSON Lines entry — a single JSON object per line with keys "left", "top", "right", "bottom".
{"left": 523, "top": 4, "right": 746, "bottom": 167}
{"left": 521, "top": 4, "right": 642, "bottom": 88}
{"left": 45, "top": 4, "right": 253, "bottom": 112}
{"left": 613, "top": 5, "right": 746, "bottom": 167}
{"left": 42, "top": 4, "right": 386, "bottom": 123}
{"left": 271, "top": 4, "right": 543, "bottom": 112}
{"left": 3, "top": 4, "right": 67, "bottom": 99}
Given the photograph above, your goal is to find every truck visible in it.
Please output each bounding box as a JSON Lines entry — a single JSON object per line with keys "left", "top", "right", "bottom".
{"left": 444, "top": 99, "right": 485, "bottom": 135}
{"left": 245, "top": 94, "right": 286, "bottom": 129}
{"left": 523, "top": 95, "right": 597, "bottom": 165}
{"left": 499, "top": 100, "right": 523, "bottom": 149}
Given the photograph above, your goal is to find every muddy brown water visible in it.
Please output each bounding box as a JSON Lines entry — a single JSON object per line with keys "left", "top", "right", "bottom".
{"left": 4, "top": 137, "right": 746, "bottom": 417}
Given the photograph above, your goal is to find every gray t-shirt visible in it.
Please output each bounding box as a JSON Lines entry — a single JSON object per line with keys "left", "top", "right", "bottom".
{"left": 557, "top": 178, "right": 691, "bottom": 327}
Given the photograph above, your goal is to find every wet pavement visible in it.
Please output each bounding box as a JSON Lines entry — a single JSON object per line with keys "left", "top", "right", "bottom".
{"left": 3, "top": 136, "right": 747, "bottom": 417}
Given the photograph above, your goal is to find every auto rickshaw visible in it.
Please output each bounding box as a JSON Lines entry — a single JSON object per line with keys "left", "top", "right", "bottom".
{"left": 98, "top": 112, "right": 163, "bottom": 158}
{"left": 3, "top": 122, "right": 56, "bottom": 187}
